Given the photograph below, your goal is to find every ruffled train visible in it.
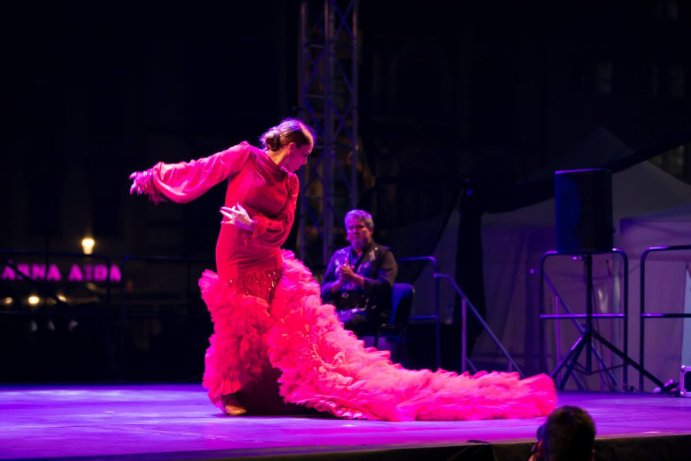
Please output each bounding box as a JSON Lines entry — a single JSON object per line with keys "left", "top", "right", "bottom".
{"left": 199, "top": 250, "right": 557, "bottom": 421}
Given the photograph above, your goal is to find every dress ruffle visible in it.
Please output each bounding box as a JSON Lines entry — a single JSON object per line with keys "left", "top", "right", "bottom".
{"left": 199, "top": 270, "right": 274, "bottom": 409}
{"left": 199, "top": 251, "right": 557, "bottom": 421}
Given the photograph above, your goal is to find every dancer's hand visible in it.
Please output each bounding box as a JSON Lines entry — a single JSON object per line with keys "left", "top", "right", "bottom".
{"left": 220, "top": 203, "right": 255, "bottom": 231}
{"left": 129, "top": 170, "right": 151, "bottom": 195}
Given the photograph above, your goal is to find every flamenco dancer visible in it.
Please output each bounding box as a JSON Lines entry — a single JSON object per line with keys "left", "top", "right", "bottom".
{"left": 129, "top": 118, "right": 556, "bottom": 421}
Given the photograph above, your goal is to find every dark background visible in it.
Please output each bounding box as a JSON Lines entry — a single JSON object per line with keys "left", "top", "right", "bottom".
{"left": 1, "top": 0, "right": 690, "bottom": 382}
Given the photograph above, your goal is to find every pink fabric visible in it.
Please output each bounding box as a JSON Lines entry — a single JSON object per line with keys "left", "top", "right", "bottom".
{"left": 199, "top": 270, "right": 274, "bottom": 408}
{"left": 150, "top": 142, "right": 252, "bottom": 204}
{"left": 140, "top": 142, "right": 298, "bottom": 410}
{"left": 138, "top": 141, "right": 557, "bottom": 420}
{"left": 145, "top": 142, "right": 298, "bottom": 280}
{"left": 200, "top": 251, "right": 557, "bottom": 421}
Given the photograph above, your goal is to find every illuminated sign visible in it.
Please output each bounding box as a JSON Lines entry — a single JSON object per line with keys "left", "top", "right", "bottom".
{"left": 1, "top": 263, "right": 122, "bottom": 283}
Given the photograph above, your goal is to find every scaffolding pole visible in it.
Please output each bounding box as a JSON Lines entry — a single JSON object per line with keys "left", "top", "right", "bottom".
{"left": 298, "top": 0, "right": 359, "bottom": 270}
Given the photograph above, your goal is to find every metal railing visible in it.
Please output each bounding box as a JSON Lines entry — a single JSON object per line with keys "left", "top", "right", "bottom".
{"left": 436, "top": 273, "right": 523, "bottom": 376}
{"left": 399, "top": 255, "right": 522, "bottom": 376}
{"left": 539, "top": 249, "right": 667, "bottom": 392}
{"left": 639, "top": 244, "right": 691, "bottom": 391}
{"left": 539, "top": 272, "right": 618, "bottom": 390}
{"left": 538, "top": 250, "right": 630, "bottom": 389}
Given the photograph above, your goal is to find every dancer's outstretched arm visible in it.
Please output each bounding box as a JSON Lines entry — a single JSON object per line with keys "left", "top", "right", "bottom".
{"left": 129, "top": 142, "right": 252, "bottom": 204}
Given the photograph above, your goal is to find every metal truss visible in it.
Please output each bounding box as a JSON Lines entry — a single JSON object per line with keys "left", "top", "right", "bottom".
{"left": 298, "top": 0, "right": 360, "bottom": 270}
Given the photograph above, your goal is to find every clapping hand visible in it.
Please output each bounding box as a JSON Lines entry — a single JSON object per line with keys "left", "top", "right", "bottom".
{"left": 337, "top": 262, "right": 355, "bottom": 280}
{"left": 337, "top": 261, "right": 363, "bottom": 287}
{"left": 220, "top": 203, "right": 255, "bottom": 231}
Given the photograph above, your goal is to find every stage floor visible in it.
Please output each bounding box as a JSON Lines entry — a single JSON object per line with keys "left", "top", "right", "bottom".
{"left": 1, "top": 384, "right": 690, "bottom": 460}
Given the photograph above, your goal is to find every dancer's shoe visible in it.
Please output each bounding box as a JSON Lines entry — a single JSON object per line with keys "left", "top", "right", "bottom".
{"left": 221, "top": 393, "right": 247, "bottom": 416}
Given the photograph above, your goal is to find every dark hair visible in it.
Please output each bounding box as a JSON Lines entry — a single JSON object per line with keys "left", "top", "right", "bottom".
{"left": 260, "top": 118, "right": 315, "bottom": 152}
{"left": 538, "top": 406, "right": 596, "bottom": 461}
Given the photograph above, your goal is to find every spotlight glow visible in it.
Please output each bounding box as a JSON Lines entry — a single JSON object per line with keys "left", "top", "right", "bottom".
{"left": 81, "top": 237, "right": 95, "bottom": 255}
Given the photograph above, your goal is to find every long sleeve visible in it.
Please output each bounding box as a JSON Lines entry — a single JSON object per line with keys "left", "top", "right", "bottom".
{"left": 139, "top": 142, "right": 252, "bottom": 204}
{"left": 250, "top": 174, "right": 299, "bottom": 248}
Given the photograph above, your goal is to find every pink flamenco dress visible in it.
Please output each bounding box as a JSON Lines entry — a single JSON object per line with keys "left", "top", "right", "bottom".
{"left": 134, "top": 142, "right": 557, "bottom": 421}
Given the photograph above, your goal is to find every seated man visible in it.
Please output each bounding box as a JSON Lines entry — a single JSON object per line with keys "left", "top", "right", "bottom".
{"left": 321, "top": 209, "right": 398, "bottom": 337}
